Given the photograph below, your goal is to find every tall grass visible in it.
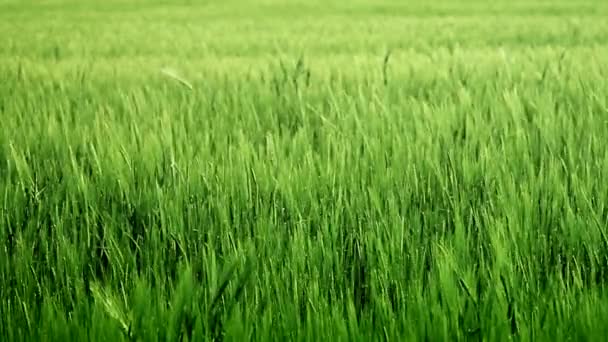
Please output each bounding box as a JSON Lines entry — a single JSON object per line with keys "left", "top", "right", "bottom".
{"left": 2, "top": 1, "right": 608, "bottom": 340}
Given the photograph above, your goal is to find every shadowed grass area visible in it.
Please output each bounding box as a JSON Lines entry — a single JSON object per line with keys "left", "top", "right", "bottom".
{"left": 1, "top": 0, "right": 608, "bottom": 340}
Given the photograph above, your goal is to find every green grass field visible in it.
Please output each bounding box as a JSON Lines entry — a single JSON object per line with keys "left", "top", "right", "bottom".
{"left": 2, "top": 0, "right": 608, "bottom": 340}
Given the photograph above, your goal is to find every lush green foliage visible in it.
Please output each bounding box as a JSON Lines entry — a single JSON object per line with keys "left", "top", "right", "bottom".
{"left": 2, "top": 1, "right": 608, "bottom": 340}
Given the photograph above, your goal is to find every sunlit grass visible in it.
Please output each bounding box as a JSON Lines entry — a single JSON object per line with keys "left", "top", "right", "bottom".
{"left": 1, "top": 0, "right": 608, "bottom": 340}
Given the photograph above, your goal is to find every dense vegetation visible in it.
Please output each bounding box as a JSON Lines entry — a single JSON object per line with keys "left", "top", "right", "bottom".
{"left": 2, "top": 1, "right": 608, "bottom": 340}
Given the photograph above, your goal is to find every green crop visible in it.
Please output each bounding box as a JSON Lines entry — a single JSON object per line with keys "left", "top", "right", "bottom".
{"left": 1, "top": 1, "right": 608, "bottom": 340}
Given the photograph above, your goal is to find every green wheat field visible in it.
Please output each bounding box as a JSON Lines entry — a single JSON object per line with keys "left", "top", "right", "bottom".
{"left": 2, "top": 0, "right": 608, "bottom": 340}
